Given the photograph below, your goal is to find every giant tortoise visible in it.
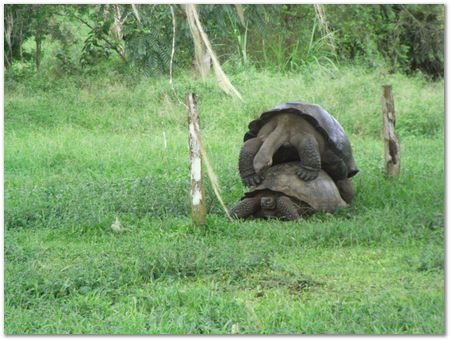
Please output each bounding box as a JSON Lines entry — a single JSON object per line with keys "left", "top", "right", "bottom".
{"left": 239, "top": 101, "right": 359, "bottom": 189}
{"left": 231, "top": 161, "right": 348, "bottom": 220}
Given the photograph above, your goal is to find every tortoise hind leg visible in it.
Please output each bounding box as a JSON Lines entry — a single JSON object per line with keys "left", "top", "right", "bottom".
{"left": 276, "top": 196, "right": 300, "bottom": 220}
{"left": 230, "top": 197, "right": 260, "bottom": 219}
{"left": 239, "top": 138, "right": 263, "bottom": 187}
{"left": 253, "top": 124, "right": 288, "bottom": 175}
{"left": 290, "top": 134, "right": 321, "bottom": 181}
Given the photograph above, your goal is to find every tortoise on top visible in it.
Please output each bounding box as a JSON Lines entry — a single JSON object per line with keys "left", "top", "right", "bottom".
{"left": 231, "top": 161, "right": 348, "bottom": 220}
{"left": 239, "top": 101, "right": 359, "bottom": 189}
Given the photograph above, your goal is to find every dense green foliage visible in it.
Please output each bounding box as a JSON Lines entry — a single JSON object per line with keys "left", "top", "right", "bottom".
{"left": 4, "top": 65, "right": 444, "bottom": 334}
{"left": 4, "top": 4, "right": 444, "bottom": 78}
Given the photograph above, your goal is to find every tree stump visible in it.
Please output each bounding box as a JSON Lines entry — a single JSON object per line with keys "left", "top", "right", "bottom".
{"left": 381, "top": 85, "right": 400, "bottom": 177}
{"left": 186, "top": 93, "right": 207, "bottom": 225}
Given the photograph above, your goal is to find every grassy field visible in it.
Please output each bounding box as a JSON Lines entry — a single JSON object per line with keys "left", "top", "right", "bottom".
{"left": 4, "top": 66, "right": 444, "bottom": 334}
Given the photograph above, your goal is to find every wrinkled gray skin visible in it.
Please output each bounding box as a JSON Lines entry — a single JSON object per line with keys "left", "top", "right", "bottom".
{"left": 240, "top": 113, "right": 325, "bottom": 185}
{"left": 231, "top": 162, "right": 349, "bottom": 220}
{"left": 230, "top": 190, "right": 311, "bottom": 220}
{"left": 239, "top": 101, "right": 359, "bottom": 190}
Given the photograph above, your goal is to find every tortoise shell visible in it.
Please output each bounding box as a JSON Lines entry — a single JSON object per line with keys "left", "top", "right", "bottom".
{"left": 244, "top": 101, "right": 359, "bottom": 178}
{"left": 244, "top": 162, "right": 347, "bottom": 213}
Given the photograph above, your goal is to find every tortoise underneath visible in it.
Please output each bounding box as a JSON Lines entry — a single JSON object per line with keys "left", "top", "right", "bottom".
{"left": 230, "top": 161, "right": 349, "bottom": 220}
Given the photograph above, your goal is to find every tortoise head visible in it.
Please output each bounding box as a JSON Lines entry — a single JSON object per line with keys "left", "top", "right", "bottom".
{"left": 261, "top": 196, "right": 276, "bottom": 210}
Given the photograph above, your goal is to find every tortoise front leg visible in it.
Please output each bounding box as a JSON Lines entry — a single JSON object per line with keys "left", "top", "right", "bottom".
{"left": 230, "top": 197, "right": 260, "bottom": 219}
{"left": 276, "top": 196, "right": 300, "bottom": 220}
{"left": 290, "top": 134, "right": 321, "bottom": 181}
{"left": 239, "top": 138, "right": 263, "bottom": 187}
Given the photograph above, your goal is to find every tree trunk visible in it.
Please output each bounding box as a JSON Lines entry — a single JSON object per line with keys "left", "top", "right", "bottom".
{"left": 35, "top": 32, "right": 42, "bottom": 72}
{"left": 111, "top": 5, "right": 125, "bottom": 58}
{"left": 19, "top": 25, "right": 24, "bottom": 62}
{"left": 4, "top": 10, "right": 13, "bottom": 67}
{"left": 283, "top": 4, "right": 295, "bottom": 59}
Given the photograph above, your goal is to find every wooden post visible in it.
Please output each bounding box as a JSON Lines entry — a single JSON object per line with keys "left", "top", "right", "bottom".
{"left": 186, "top": 93, "right": 207, "bottom": 225}
{"left": 381, "top": 85, "right": 400, "bottom": 177}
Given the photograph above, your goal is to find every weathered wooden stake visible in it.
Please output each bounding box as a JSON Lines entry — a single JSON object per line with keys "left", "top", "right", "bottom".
{"left": 186, "top": 93, "right": 207, "bottom": 226}
{"left": 381, "top": 85, "right": 400, "bottom": 177}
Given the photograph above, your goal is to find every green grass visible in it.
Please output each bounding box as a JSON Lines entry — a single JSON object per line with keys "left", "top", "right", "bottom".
{"left": 4, "top": 66, "right": 444, "bottom": 334}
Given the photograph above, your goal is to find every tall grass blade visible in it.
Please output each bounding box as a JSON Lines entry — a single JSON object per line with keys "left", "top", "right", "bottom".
{"left": 188, "top": 4, "right": 243, "bottom": 100}
{"left": 185, "top": 4, "right": 208, "bottom": 79}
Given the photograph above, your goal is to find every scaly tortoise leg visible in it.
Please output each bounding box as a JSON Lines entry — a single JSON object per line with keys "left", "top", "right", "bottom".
{"left": 239, "top": 138, "right": 264, "bottom": 187}
{"left": 290, "top": 134, "right": 321, "bottom": 181}
{"left": 276, "top": 196, "right": 300, "bottom": 220}
{"left": 253, "top": 124, "right": 288, "bottom": 176}
{"left": 230, "top": 197, "right": 260, "bottom": 219}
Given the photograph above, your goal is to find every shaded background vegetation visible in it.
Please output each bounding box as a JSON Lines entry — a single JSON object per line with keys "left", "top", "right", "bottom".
{"left": 4, "top": 4, "right": 444, "bottom": 82}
